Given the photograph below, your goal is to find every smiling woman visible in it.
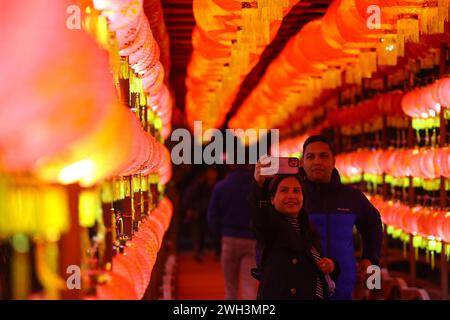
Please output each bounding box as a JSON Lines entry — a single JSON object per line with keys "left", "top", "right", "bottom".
{"left": 269, "top": 176, "right": 303, "bottom": 217}
{"left": 251, "top": 174, "right": 338, "bottom": 300}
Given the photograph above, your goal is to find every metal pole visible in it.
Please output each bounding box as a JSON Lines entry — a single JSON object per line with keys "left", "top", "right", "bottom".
{"left": 439, "top": 42, "right": 448, "bottom": 300}
{"left": 439, "top": 109, "right": 448, "bottom": 299}
{"left": 408, "top": 117, "right": 416, "bottom": 285}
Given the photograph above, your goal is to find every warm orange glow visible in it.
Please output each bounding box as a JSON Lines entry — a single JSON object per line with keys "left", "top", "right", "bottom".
{"left": 185, "top": 0, "right": 299, "bottom": 133}
{"left": 402, "top": 78, "right": 449, "bottom": 118}
{"left": 58, "top": 160, "right": 95, "bottom": 185}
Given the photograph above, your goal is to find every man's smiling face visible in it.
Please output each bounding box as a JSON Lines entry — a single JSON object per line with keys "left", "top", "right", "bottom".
{"left": 302, "top": 141, "right": 335, "bottom": 183}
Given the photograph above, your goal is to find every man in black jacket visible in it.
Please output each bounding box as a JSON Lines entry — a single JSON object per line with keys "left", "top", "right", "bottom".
{"left": 253, "top": 135, "right": 382, "bottom": 299}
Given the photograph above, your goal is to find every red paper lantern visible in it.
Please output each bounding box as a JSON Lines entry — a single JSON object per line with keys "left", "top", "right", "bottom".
{"left": 439, "top": 147, "right": 450, "bottom": 178}
{"left": 417, "top": 207, "right": 433, "bottom": 237}
{"left": 405, "top": 206, "right": 421, "bottom": 235}
{"left": 134, "top": 230, "right": 158, "bottom": 268}
{"left": 419, "top": 149, "right": 441, "bottom": 179}
{"left": 442, "top": 211, "right": 450, "bottom": 243}
{"left": 379, "top": 149, "right": 396, "bottom": 174}
{"left": 112, "top": 253, "right": 142, "bottom": 299}
{"left": 410, "top": 150, "right": 424, "bottom": 178}
{"left": 95, "top": 272, "right": 138, "bottom": 300}
{"left": 127, "top": 237, "right": 152, "bottom": 283}
{"left": 122, "top": 246, "right": 147, "bottom": 298}
{"left": 437, "top": 78, "right": 450, "bottom": 107}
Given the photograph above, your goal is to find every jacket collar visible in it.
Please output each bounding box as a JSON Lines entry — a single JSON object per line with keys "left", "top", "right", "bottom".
{"left": 299, "top": 167, "right": 342, "bottom": 192}
{"left": 269, "top": 206, "right": 315, "bottom": 255}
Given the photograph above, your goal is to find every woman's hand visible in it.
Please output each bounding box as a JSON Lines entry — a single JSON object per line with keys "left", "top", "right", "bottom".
{"left": 317, "top": 257, "right": 335, "bottom": 274}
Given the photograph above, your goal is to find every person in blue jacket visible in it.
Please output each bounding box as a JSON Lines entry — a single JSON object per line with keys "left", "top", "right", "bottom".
{"left": 207, "top": 164, "right": 258, "bottom": 300}
{"left": 253, "top": 135, "right": 383, "bottom": 300}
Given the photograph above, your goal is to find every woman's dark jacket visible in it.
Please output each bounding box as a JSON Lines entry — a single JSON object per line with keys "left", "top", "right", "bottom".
{"left": 252, "top": 204, "right": 339, "bottom": 300}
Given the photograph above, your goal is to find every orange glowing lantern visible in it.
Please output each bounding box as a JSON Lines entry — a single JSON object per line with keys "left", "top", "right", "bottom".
{"left": 335, "top": 0, "right": 381, "bottom": 45}
{"left": 379, "top": 149, "right": 396, "bottom": 174}
{"left": 398, "top": 205, "right": 412, "bottom": 232}
{"left": 192, "top": 27, "right": 230, "bottom": 59}
{"left": 127, "top": 238, "right": 151, "bottom": 284}
{"left": 402, "top": 88, "right": 428, "bottom": 118}
{"left": 416, "top": 207, "right": 433, "bottom": 237}
{"left": 158, "top": 146, "right": 172, "bottom": 185}
{"left": 419, "top": 148, "right": 441, "bottom": 179}
{"left": 96, "top": 0, "right": 144, "bottom": 33}
{"left": 364, "top": 150, "right": 384, "bottom": 175}
{"left": 95, "top": 272, "right": 138, "bottom": 300}
{"left": 122, "top": 245, "right": 148, "bottom": 298}
{"left": 378, "top": 200, "right": 391, "bottom": 225}
{"left": 0, "top": 1, "right": 127, "bottom": 174}
{"left": 295, "top": 19, "right": 352, "bottom": 68}
{"left": 141, "top": 138, "right": 162, "bottom": 175}
{"left": 402, "top": 78, "right": 449, "bottom": 118}
{"left": 441, "top": 211, "right": 450, "bottom": 243}
{"left": 438, "top": 147, "right": 450, "bottom": 178}
{"left": 148, "top": 214, "right": 165, "bottom": 248}
{"left": 383, "top": 202, "right": 396, "bottom": 226}
{"left": 140, "top": 216, "right": 164, "bottom": 249}
{"left": 436, "top": 78, "right": 450, "bottom": 107}
{"left": 159, "top": 197, "right": 174, "bottom": 221}
{"left": 116, "top": 250, "right": 146, "bottom": 298}
{"left": 134, "top": 229, "right": 158, "bottom": 267}
{"left": 110, "top": 254, "right": 140, "bottom": 299}
{"left": 410, "top": 150, "right": 424, "bottom": 178}
{"left": 408, "top": 206, "right": 422, "bottom": 235}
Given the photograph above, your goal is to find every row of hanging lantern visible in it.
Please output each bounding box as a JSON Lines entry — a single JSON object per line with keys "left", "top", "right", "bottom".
{"left": 229, "top": 0, "right": 449, "bottom": 132}
{"left": 272, "top": 134, "right": 309, "bottom": 158}
{"left": 82, "top": 0, "right": 174, "bottom": 181}
{"left": 0, "top": 0, "right": 172, "bottom": 186}
{"left": 79, "top": 0, "right": 174, "bottom": 300}
{"left": 144, "top": 0, "right": 171, "bottom": 82}
{"left": 276, "top": 77, "right": 448, "bottom": 158}
{"left": 78, "top": 0, "right": 174, "bottom": 301}
{"left": 271, "top": 123, "right": 328, "bottom": 157}
{"left": 90, "top": 197, "right": 173, "bottom": 300}
{"left": 327, "top": 91, "right": 404, "bottom": 127}
{"left": 0, "top": 0, "right": 173, "bottom": 300}
{"left": 276, "top": 79, "right": 449, "bottom": 158}
{"left": 402, "top": 77, "right": 450, "bottom": 118}
{"left": 276, "top": 142, "right": 450, "bottom": 182}
{"left": 185, "top": 0, "right": 298, "bottom": 133}
{"left": 0, "top": 109, "right": 170, "bottom": 237}
{"left": 335, "top": 147, "right": 450, "bottom": 180}
{"left": 89, "top": 0, "right": 173, "bottom": 140}
{"left": 368, "top": 195, "right": 450, "bottom": 268}
{"left": 369, "top": 195, "right": 450, "bottom": 243}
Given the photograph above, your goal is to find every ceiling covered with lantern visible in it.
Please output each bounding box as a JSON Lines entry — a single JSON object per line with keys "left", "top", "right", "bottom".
{"left": 158, "top": 0, "right": 449, "bottom": 141}
{"left": 159, "top": 0, "right": 336, "bottom": 130}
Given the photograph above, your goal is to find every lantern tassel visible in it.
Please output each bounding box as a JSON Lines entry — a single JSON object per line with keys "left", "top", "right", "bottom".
{"left": 12, "top": 234, "right": 31, "bottom": 300}
{"left": 36, "top": 240, "right": 65, "bottom": 299}
{"left": 439, "top": 0, "right": 449, "bottom": 22}
{"left": 397, "top": 14, "right": 420, "bottom": 43}
{"left": 120, "top": 58, "right": 130, "bottom": 80}
{"left": 403, "top": 240, "right": 407, "bottom": 258}
{"left": 431, "top": 250, "right": 435, "bottom": 270}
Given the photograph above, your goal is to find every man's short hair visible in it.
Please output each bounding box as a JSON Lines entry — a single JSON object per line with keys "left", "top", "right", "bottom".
{"left": 302, "top": 135, "right": 336, "bottom": 156}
